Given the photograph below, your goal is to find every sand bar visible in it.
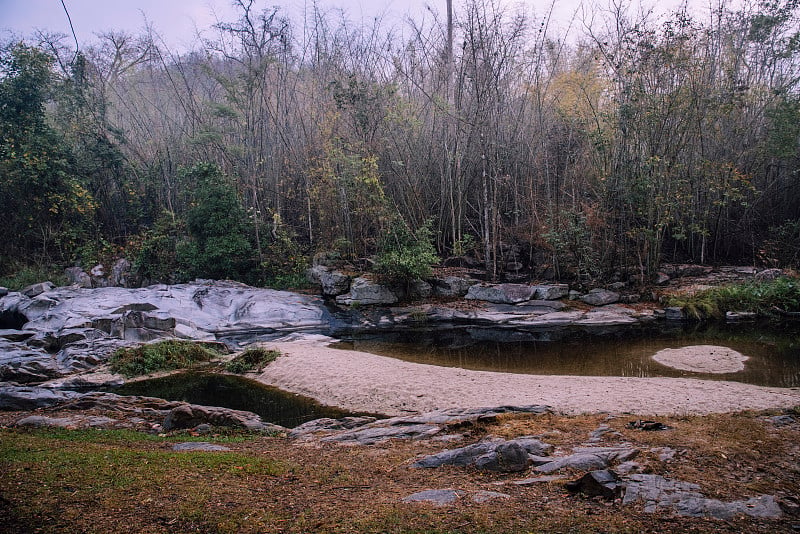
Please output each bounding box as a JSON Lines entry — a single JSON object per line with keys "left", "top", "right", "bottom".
{"left": 257, "top": 336, "right": 800, "bottom": 416}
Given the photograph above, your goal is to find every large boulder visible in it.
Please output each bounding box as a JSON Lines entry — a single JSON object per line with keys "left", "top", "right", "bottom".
{"left": 431, "top": 276, "right": 477, "bottom": 298}
{"left": 533, "top": 284, "right": 569, "bottom": 300}
{"left": 65, "top": 267, "right": 92, "bottom": 288}
{"left": 307, "top": 265, "right": 352, "bottom": 297}
{"left": 466, "top": 284, "right": 537, "bottom": 304}
{"left": 335, "top": 277, "right": 398, "bottom": 306}
{"left": 580, "top": 288, "right": 620, "bottom": 306}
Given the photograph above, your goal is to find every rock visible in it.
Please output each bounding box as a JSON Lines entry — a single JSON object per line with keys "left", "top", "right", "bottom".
{"left": 755, "top": 268, "right": 784, "bottom": 282}
{"left": 664, "top": 307, "right": 685, "bottom": 321}
{"left": 402, "top": 489, "right": 462, "bottom": 505}
{"left": 408, "top": 279, "right": 432, "bottom": 299}
{"left": 623, "top": 474, "right": 782, "bottom": 519}
{"left": 536, "top": 453, "right": 609, "bottom": 473}
{"left": 413, "top": 437, "right": 552, "bottom": 471}
{"left": 466, "top": 284, "right": 537, "bottom": 304}
{"left": 768, "top": 415, "right": 796, "bottom": 426}
{"left": 110, "top": 258, "right": 131, "bottom": 287}
{"left": 20, "top": 281, "right": 55, "bottom": 298}
{"left": 16, "top": 415, "right": 117, "bottom": 428}
{"left": 511, "top": 475, "right": 566, "bottom": 485}
{"left": 474, "top": 441, "right": 531, "bottom": 472}
{"left": 430, "top": 276, "right": 476, "bottom": 298}
{"left": 0, "top": 287, "right": 8, "bottom": 297}
{"left": 566, "top": 469, "right": 623, "bottom": 499}
{"left": 655, "top": 272, "right": 671, "bottom": 285}
{"left": 163, "top": 404, "right": 276, "bottom": 432}
{"left": 588, "top": 424, "right": 622, "bottom": 442}
{"left": 322, "top": 423, "right": 441, "bottom": 445}
{"left": 0, "top": 385, "right": 81, "bottom": 410}
{"left": 288, "top": 416, "right": 378, "bottom": 439}
{"left": 172, "top": 442, "right": 231, "bottom": 452}
{"left": 726, "top": 311, "right": 757, "bottom": 321}
{"left": 307, "top": 265, "right": 352, "bottom": 297}
{"left": 65, "top": 267, "right": 92, "bottom": 288}
{"left": 472, "top": 491, "right": 510, "bottom": 503}
{"left": 580, "top": 289, "right": 620, "bottom": 306}
{"left": 651, "top": 447, "right": 677, "bottom": 462}
{"left": 335, "top": 277, "right": 398, "bottom": 306}
{"left": 412, "top": 441, "right": 497, "bottom": 468}
{"left": 0, "top": 349, "right": 61, "bottom": 383}
{"left": 533, "top": 284, "right": 569, "bottom": 300}
{"left": 536, "top": 447, "right": 639, "bottom": 473}
{"left": 626, "top": 420, "right": 672, "bottom": 431}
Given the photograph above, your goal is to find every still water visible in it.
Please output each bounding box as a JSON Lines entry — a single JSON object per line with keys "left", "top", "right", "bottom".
{"left": 114, "top": 372, "right": 357, "bottom": 428}
{"left": 331, "top": 322, "right": 800, "bottom": 388}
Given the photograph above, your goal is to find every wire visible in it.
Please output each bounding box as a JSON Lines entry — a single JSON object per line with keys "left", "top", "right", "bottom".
{"left": 60, "top": 0, "right": 79, "bottom": 62}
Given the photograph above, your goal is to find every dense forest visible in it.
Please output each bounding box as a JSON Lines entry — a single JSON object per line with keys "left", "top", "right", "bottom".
{"left": 1, "top": 0, "right": 798, "bottom": 288}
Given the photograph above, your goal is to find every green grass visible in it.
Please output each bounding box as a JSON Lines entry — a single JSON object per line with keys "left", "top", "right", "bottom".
{"left": 0, "top": 264, "right": 67, "bottom": 290}
{"left": 109, "top": 340, "right": 221, "bottom": 377}
{"left": 22, "top": 427, "right": 257, "bottom": 444}
{"left": 667, "top": 275, "right": 800, "bottom": 320}
{"left": 225, "top": 347, "right": 280, "bottom": 374}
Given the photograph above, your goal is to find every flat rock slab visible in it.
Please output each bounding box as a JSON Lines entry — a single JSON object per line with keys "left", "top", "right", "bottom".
{"left": 172, "top": 442, "right": 232, "bottom": 452}
{"left": 652, "top": 345, "right": 748, "bottom": 374}
{"left": 623, "top": 474, "right": 782, "bottom": 519}
{"left": 402, "top": 489, "right": 462, "bottom": 505}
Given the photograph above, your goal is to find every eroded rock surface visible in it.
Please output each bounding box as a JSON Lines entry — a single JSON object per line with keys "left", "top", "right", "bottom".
{"left": 0, "top": 281, "right": 332, "bottom": 384}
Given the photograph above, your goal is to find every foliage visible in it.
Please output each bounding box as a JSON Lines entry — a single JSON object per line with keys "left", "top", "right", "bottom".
{"left": 177, "top": 163, "right": 256, "bottom": 282}
{"left": 131, "top": 212, "right": 186, "bottom": 283}
{"left": 259, "top": 217, "right": 310, "bottom": 289}
{"left": 0, "top": 265, "right": 66, "bottom": 291}
{"left": 543, "top": 210, "right": 600, "bottom": 281}
{"left": 762, "top": 220, "right": 800, "bottom": 267}
{"left": 225, "top": 347, "right": 280, "bottom": 374}
{"left": 0, "top": 43, "right": 95, "bottom": 271}
{"left": 667, "top": 276, "right": 800, "bottom": 320}
{"left": 374, "top": 219, "right": 439, "bottom": 284}
{"left": 109, "top": 340, "right": 220, "bottom": 377}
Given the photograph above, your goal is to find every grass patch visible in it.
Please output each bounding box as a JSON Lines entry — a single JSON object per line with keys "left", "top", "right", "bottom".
{"left": 225, "top": 347, "right": 280, "bottom": 374}
{"left": 109, "top": 340, "right": 220, "bottom": 377}
{"left": 667, "top": 275, "right": 800, "bottom": 320}
{"left": 1, "top": 411, "right": 796, "bottom": 533}
{"left": 0, "top": 264, "right": 67, "bottom": 290}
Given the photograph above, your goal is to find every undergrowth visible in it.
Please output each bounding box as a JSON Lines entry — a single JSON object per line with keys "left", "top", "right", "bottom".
{"left": 109, "top": 340, "right": 220, "bottom": 377}
{"left": 667, "top": 275, "right": 800, "bottom": 320}
{"left": 225, "top": 347, "right": 280, "bottom": 374}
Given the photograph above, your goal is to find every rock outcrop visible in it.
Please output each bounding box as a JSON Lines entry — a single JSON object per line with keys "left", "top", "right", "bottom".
{"left": 0, "top": 281, "right": 332, "bottom": 384}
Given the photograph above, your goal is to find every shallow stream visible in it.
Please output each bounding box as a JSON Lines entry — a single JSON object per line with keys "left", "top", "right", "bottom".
{"left": 332, "top": 321, "right": 800, "bottom": 388}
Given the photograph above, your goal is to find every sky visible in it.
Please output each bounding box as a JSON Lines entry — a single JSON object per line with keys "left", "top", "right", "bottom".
{"left": 0, "top": 0, "right": 715, "bottom": 51}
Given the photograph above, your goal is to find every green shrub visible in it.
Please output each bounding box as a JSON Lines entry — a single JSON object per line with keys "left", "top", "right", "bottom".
{"left": 374, "top": 218, "right": 439, "bottom": 285}
{"left": 667, "top": 276, "right": 800, "bottom": 320}
{"left": 0, "top": 264, "right": 67, "bottom": 290}
{"left": 225, "top": 347, "right": 280, "bottom": 374}
{"left": 109, "top": 340, "right": 220, "bottom": 377}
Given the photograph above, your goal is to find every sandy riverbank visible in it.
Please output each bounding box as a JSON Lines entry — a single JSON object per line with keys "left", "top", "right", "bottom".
{"left": 255, "top": 335, "right": 800, "bottom": 416}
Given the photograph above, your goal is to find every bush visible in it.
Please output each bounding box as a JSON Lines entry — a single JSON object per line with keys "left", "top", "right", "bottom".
{"left": 109, "top": 340, "right": 220, "bottom": 377}
{"left": 667, "top": 276, "right": 800, "bottom": 320}
{"left": 374, "top": 219, "right": 439, "bottom": 285}
{"left": 225, "top": 347, "right": 280, "bottom": 374}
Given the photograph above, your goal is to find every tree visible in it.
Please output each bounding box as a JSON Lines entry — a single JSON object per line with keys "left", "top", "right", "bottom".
{"left": 176, "top": 163, "right": 256, "bottom": 281}
{"left": 0, "top": 43, "right": 95, "bottom": 272}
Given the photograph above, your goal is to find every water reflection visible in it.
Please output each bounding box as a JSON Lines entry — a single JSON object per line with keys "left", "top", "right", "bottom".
{"left": 114, "top": 372, "right": 357, "bottom": 427}
{"left": 332, "top": 322, "right": 800, "bottom": 387}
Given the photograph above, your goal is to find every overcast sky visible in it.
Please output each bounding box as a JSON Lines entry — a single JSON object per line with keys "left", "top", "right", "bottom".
{"left": 1, "top": 0, "right": 716, "bottom": 50}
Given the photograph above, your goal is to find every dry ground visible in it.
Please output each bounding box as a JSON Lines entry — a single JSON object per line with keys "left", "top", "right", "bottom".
{"left": 1, "top": 409, "right": 799, "bottom": 533}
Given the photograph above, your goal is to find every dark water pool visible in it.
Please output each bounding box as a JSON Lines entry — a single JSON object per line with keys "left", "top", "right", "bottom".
{"left": 113, "top": 372, "right": 358, "bottom": 427}
{"left": 331, "top": 322, "right": 800, "bottom": 388}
